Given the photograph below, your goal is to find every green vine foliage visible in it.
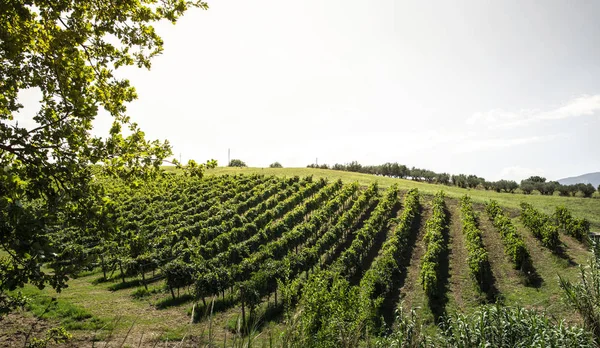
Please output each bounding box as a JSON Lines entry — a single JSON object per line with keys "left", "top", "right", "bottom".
{"left": 420, "top": 191, "right": 448, "bottom": 299}
{"left": 484, "top": 200, "right": 529, "bottom": 270}
{"left": 520, "top": 202, "right": 560, "bottom": 251}
{"left": 239, "top": 182, "right": 377, "bottom": 315}
{"left": 555, "top": 206, "right": 591, "bottom": 244}
{"left": 360, "top": 189, "right": 420, "bottom": 331}
{"left": 331, "top": 185, "right": 399, "bottom": 279}
{"left": 460, "top": 195, "right": 492, "bottom": 293}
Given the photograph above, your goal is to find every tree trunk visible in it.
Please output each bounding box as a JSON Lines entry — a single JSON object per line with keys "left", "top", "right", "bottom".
{"left": 241, "top": 299, "right": 246, "bottom": 333}
{"left": 141, "top": 267, "right": 148, "bottom": 290}
{"left": 202, "top": 297, "right": 206, "bottom": 307}
{"left": 100, "top": 255, "right": 107, "bottom": 280}
{"left": 170, "top": 286, "right": 176, "bottom": 299}
{"left": 275, "top": 291, "right": 277, "bottom": 307}
{"left": 119, "top": 262, "right": 125, "bottom": 283}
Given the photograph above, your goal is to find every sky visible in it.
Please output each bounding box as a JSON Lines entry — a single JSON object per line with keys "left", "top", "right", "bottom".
{"left": 18, "top": 0, "right": 600, "bottom": 181}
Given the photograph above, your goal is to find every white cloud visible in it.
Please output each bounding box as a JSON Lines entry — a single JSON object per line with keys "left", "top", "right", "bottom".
{"left": 543, "top": 95, "right": 600, "bottom": 120}
{"left": 468, "top": 94, "right": 600, "bottom": 129}
{"left": 452, "top": 134, "right": 562, "bottom": 154}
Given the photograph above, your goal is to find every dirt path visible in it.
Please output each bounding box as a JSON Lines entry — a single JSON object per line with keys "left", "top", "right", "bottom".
{"left": 397, "top": 197, "right": 431, "bottom": 320}
{"left": 445, "top": 199, "right": 481, "bottom": 312}
{"left": 477, "top": 205, "right": 518, "bottom": 298}
{"left": 560, "top": 233, "right": 590, "bottom": 263}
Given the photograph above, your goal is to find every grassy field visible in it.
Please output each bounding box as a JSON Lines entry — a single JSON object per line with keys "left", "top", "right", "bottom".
{"left": 205, "top": 167, "right": 600, "bottom": 229}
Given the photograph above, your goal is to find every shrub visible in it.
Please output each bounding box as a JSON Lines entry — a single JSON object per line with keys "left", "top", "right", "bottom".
{"left": 269, "top": 162, "right": 283, "bottom": 168}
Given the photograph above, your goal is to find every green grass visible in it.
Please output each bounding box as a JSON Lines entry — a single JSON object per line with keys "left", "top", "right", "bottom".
{"left": 9, "top": 269, "right": 195, "bottom": 345}
{"left": 12, "top": 285, "right": 107, "bottom": 331}
{"left": 204, "top": 167, "right": 600, "bottom": 229}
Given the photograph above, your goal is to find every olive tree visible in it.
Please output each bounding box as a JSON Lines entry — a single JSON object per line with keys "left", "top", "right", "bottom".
{"left": 228, "top": 159, "right": 247, "bottom": 167}
{"left": 1, "top": 0, "right": 208, "bottom": 316}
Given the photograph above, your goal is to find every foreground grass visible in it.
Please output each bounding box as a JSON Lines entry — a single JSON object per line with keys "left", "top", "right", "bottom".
{"left": 205, "top": 167, "right": 600, "bottom": 229}
{"left": 7, "top": 270, "right": 199, "bottom": 346}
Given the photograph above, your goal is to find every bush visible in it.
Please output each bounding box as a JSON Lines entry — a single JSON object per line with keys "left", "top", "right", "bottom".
{"left": 269, "top": 162, "right": 283, "bottom": 168}
{"left": 228, "top": 159, "right": 247, "bottom": 167}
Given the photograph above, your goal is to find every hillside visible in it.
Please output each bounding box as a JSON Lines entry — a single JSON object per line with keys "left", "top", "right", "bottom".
{"left": 207, "top": 167, "right": 600, "bottom": 230}
{"left": 4, "top": 170, "right": 598, "bottom": 347}
{"left": 558, "top": 172, "right": 600, "bottom": 188}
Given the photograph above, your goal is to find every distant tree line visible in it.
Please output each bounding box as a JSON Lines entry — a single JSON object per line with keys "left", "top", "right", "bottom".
{"left": 307, "top": 161, "right": 598, "bottom": 198}
{"left": 519, "top": 176, "right": 596, "bottom": 198}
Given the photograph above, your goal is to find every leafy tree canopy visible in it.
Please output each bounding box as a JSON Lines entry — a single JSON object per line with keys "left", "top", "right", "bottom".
{"left": 269, "top": 162, "right": 282, "bottom": 168}
{"left": 229, "top": 159, "right": 247, "bottom": 167}
{"left": 524, "top": 176, "right": 547, "bottom": 183}
{"left": 0, "top": 0, "right": 208, "bottom": 316}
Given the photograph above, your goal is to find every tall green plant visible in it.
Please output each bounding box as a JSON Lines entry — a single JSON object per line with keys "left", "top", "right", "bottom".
{"left": 560, "top": 243, "right": 600, "bottom": 344}
{"left": 374, "top": 307, "right": 428, "bottom": 348}
{"left": 439, "top": 305, "right": 594, "bottom": 347}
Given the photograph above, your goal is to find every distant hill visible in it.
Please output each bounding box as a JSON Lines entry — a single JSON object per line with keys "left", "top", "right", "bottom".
{"left": 557, "top": 172, "right": 600, "bottom": 187}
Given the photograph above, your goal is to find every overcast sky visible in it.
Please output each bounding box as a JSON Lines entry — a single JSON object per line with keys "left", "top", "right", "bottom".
{"left": 19, "top": 0, "right": 600, "bottom": 181}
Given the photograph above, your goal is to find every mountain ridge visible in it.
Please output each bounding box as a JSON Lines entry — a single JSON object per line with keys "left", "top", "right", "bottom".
{"left": 557, "top": 172, "right": 600, "bottom": 187}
